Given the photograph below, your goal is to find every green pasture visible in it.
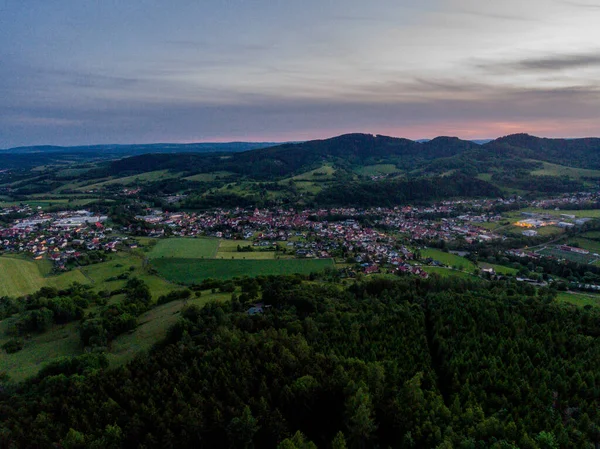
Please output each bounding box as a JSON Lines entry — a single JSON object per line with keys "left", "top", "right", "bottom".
{"left": 148, "top": 238, "right": 219, "bottom": 259}
{"left": 421, "top": 248, "right": 477, "bottom": 270}
{"left": 152, "top": 258, "right": 335, "bottom": 283}
{"left": 556, "top": 292, "right": 600, "bottom": 308}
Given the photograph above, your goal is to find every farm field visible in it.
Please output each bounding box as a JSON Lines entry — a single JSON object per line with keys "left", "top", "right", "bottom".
{"left": 75, "top": 170, "right": 179, "bottom": 190}
{"left": 0, "top": 256, "right": 89, "bottom": 297}
{"left": 421, "top": 248, "right": 477, "bottom": 271}
{"left": 478, "top": 262, "right": 518, "bottom": 275}
{"left": 215, "top": 239, "right": 280, "bottom": 260}
{"left": 184, "top": 171, "right": 234, "bottom": 182}
{"left": 566, "top": 238, "right": 600, "bottom": 254}
{"left": 556, "top": 292, "right": 600, "bottom": 308}
{"left": 422, "top": 266, "right": 478, "bottom": 280}
{"left": 151, "top": 258, "right": 335, "bottom": 283}
{"left": 537, "top": 247, "right": 598, "bottom": 264}
{"left": 530, "top": 161, "right": 600, "bottom": 179}
{"left": 148, "top": 237, "right": 219, "bottom": 259}
{"left": 355, "top": 164, "right": 398, "bottom": 176}
{"left": 514, "top": 208, "right": 600, "bottom": 219}
{"left": 80, "top": 253, "right": 177, "bottom": 299}
{"left": 581, "top": 231, "right": 600, "bottom": 240}
{"left": 288, "top": 164, "right": 336, "bottom": 181}
{"left": 504, "top": 224, "right": 564, "bottom": 237}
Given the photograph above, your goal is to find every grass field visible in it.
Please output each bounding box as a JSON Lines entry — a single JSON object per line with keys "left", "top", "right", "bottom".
{"left": 106, "top": 289, "right": 230, "bottom": 367}
{"left": 77, "top": 170, "right": 179, "bottom": 190}
{"left": 0, "top": 320, "right": 82, "bottom": 382}
{"left": 289, "top": 164, "right": 336, "bottom": 181}
{"left": 0, "top": 256, "right": 89, "bottom": 297}
{"left": 512, "top": 208, "right": 600, "bottom": 219}
{"left": 355, "top": 164, "right": 398, "bottom": 176}
{"left": 582, "top": 231, "right": 600, "bottom": 240}
{"left": 148, "top": 238, "right": 220, "bottom": 259}
{"left": 215, "top": 239, "right": 279, "bottom": 260}
{"left": 152, "top": 258, "right": 335, "bottom": 283}
{"left": 556, "top": 292, "right": 600, "bottom": 308}
{"left": 184, "top": 171, "right": 234, "bottom": 182}
{"left": 0, "top": 288, "right": 232, "bottom": 381}
{"left": 505, "top": 225, "right": 564, "bottom": 237}
{"left": 422, "top": 266, "right": 479, "bottom": 280}
{"left": 80, "top": 252, "right": 177, "bottom": 299}
{"left": 421, "top": 248, "right": 477, "bottom": 271}
{"left": 478, "top": 262, "right": 518, "bottom": 275}
{"left": 537, "top": 247, "right": 597, "bottom": 264}
{"left": 530, "top": 161, "right": 600, "bottom": 179}
{"left": 566, "top": 238, "right": 600, "bottom": 255}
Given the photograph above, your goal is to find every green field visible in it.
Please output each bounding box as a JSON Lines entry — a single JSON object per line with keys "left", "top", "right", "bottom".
{"left": 184, "top": 171, "right": 234, "bottom": 182}
{"left": 355, "top": 164, "right": 398, "bottom": 176}
{"left": 530, "top": 161, "right": 600, "bottom": 179}
{"left": 289, "top": 164, "right": 336, "bottom": 181}
{"left": 556, "top": 292, "right": 600, "bottom": 308}
{"left": 421, "top": 249, "right": 477, "bottom": 271}
{"left": 513, "top": 208, "right": 600, "bottom": 219}
{"left": 106, "top": 289, "right": 231, "bottom": 367}
{"left": 565, "top": 238, "right": 600, "bottom": 254}
{"left": 152, "top": 258, "right": 335, "bottom": 283}
{"left": 0, "top": 288, "right": 231, "bottom": 381}
{"left": 537, "top": 247, "right": 597, "bottom": 264}
{"left": 0, "top": 320, "right": 82, "bottom": 382}
{"left": 422, "top": 266, "right": 478, "bottom": 280}
{"left": 0, "top": 257, "right": 90, "bottom": 297}
{"left": 78, "top": 170, "right": 179, "bottom": 190}
{"left": 148, "top": 238, "right": 220, "bottom": 259}
{"left": 478, "top": 262, "right": 518, "bottom": 275}
{"left": 80, "top": 252, "right": 177, "bottom": 299}
{"left": 215, "top": 239, "right": 279, "bottom": 260}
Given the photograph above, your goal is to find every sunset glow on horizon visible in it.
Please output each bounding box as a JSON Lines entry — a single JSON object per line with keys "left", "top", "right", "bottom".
{"left": 2, "top": 0, "right": 600, "bottom": 147}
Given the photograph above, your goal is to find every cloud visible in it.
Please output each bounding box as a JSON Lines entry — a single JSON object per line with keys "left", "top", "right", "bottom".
{"left": 475, "top": 52, "right": 600, "bottom": 77}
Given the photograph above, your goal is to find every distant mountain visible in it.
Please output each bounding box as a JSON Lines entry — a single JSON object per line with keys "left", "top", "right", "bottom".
{"left": 89, "top": 132, "right": 600, "bottom": 180}
{"left": 0, "top": 142, "right": 283, "bottom": 169}
{"left": 1, "top": 142, "right": 282, "bottom": 155}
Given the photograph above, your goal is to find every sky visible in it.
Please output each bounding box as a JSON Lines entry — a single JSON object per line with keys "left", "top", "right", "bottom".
{"left": 1, "top": 0, "right": 600, "bottom": 147}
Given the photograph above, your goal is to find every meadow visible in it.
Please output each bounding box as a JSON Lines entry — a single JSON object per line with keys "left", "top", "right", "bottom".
{"left": 355, "top": 164, "right": 399, "bottom": 176}
{"left": 422, "top": 266, "right": 478, "bottom": 280}
{"left": 215, "top": 239, "right": 281, "bottom": 260}
{"left": 0, "top": 256, "right": 89, "bottom": 297}
{"left": 0, "top": 288, "right": 231, "bottom": 381}
{"left": 151, "top": 258, "right": 335, "bottom": 283}
{"left": 556, "top": 291, "right": 600, "bottom": 308}
{"left": 148, "top": 237, "right": 219, "bottom": 259}
{"left": 478, "top": 262, "right": 518, "bottom": 275}
{"left": 537, "top": 247, "right": 597, "bottom": 265}
{"left": 421, "top": 248, "right": 477, "bottom": 271}
{"left": 530, "top": 161, "right": 600, "bottom": 179}
{"left": 565, "top": 238, "right": 600, "bottom": 254}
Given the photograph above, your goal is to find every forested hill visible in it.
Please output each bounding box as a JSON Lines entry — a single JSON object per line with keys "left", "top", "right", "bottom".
{"left": 92, "top": 132, "right": 600, "bottom": 179}
{"left": 0, "top": 276, "right": 599, "bottom": 448}
{"left": 483, "top": 134, "right": 600, "bottom": 168}
{"left": 0, "top": 142, "right": 281, "bottom": 169}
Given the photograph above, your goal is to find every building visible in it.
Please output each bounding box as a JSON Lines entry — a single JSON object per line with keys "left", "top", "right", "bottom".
{"left": 522, "top": 230, "right": 538, "bottom": 237}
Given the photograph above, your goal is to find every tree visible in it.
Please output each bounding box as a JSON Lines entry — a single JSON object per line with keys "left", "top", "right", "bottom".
{"left": 332, "top": 431, "right": 348, "bottom": 449}
{"left": 345, "top": 383, "right": 377, "bottom": 446}
{"left": 227, "top": 406, "right": 260, "bottom": 449}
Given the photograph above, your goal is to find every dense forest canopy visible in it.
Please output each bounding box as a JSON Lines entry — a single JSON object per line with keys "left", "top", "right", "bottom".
{"left": 1, "top": 275, "right": 599, "bottom": 448}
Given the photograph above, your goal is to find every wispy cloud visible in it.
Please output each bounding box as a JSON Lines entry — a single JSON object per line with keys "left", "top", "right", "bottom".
{"left": 476, "top": 52, "right": 600, "bottom": 74}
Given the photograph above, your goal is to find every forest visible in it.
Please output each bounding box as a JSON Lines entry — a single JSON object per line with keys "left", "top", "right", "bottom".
{"left": 1, "top": 275, "right": 599, "bottom": 448}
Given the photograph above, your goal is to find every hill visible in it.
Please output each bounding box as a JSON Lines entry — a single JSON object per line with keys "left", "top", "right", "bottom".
{"left": 3, "top": 133, "right": 600, "bottom": 208}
